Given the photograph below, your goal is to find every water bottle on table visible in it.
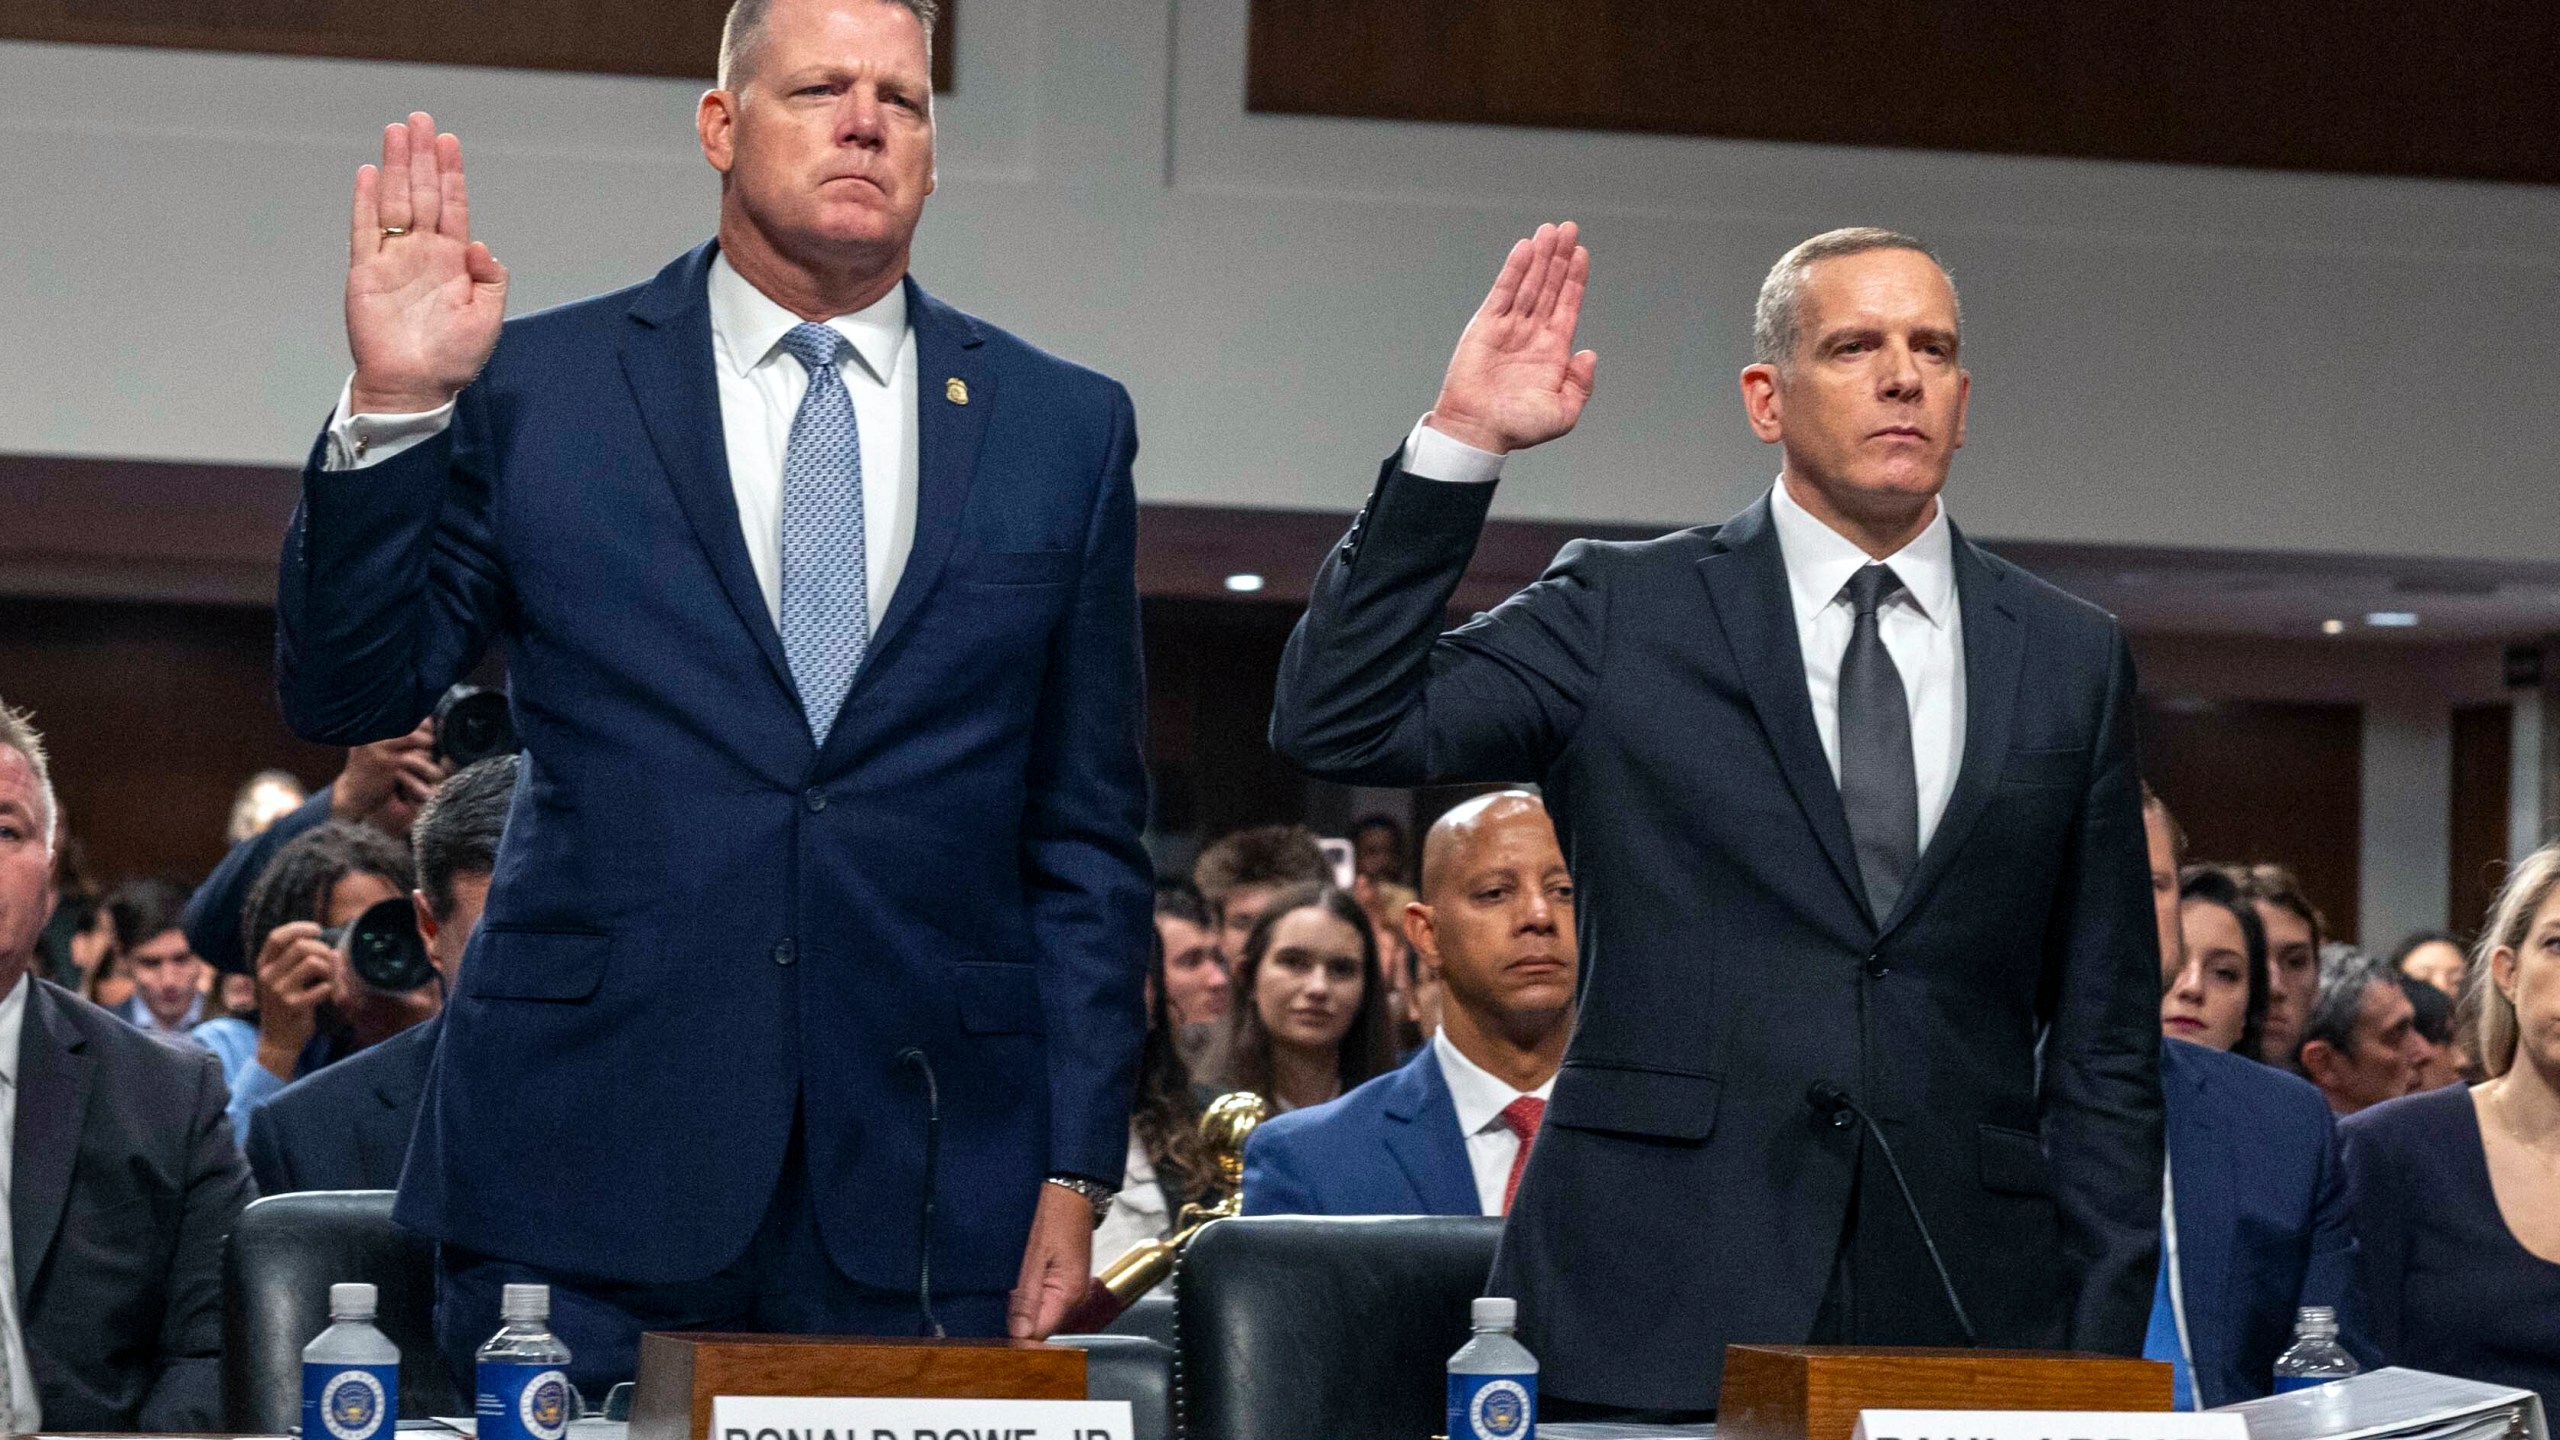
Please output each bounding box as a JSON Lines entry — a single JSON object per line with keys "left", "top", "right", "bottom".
{"left": 2272, "top": 1305, "right": 2361, "bottom": 1393}
{"left": 303, "top": 1282, "right": 399, "bottom": 1440}
{"left": 1449, "top": 1296, "right": 1537, "bottom": 1440}
{"left": 478, "top": 1283, "right": 577, "bottom": 1440}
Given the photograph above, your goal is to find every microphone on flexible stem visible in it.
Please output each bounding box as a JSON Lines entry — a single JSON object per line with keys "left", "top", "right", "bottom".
{"left": 1806, "top": 1080, "right": 1979, "bottom": 1348}
{"left": 897, "top": 1047, "right": 947, "bottom": 1340}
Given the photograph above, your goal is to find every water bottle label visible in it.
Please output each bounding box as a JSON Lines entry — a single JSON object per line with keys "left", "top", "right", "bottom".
{"left": 2273, "top": 1376, "right": 2326, "bottom": 1394}
{"left": 1448, "top": 1373, "right": 1536, "bottom": 1440}
{"left": 304, "top": 1363, "right": 398, "bottom": 1440}
{"left": 478, "top": 1362, "right": 574, "bottom": 1440}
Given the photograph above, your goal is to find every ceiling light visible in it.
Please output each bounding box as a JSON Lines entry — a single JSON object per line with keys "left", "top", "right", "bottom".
{"left": 1223, "top": 573, "right": 1266, "bottom": 594}
{"left": 2321, "top": 619, "right": 2346, "bottom": 635}
{"left": 2365, "top": 611, "right": 2420, "bottom": 628}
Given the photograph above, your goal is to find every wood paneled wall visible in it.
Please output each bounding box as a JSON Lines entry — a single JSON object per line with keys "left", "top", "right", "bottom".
{"left": 2, "top": 0, "right": 954, "bottom": 89}
{"left": 1248, "top": 0, "right": 2560, "bottom": 185}
{"left": 2448, "top": 702, "right": 2514, "bottom": 938}
{"left": 2141, "top": 698, "right": 2363, "bottom": 944}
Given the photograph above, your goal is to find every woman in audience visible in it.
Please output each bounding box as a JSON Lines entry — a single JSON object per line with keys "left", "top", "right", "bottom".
{"left": 2391, "top": 929, "right": 2467, "bottom": 998}
{"left": 2163, "top": 866, "right": 2268, "bottom": 1054}
{"left": 2341, "top": 845, "right": 2560, "bottom": 1412}
{"left": 1093, "top": 927, "right": 1215, "bottom": 1271}
{"left": 1204, "top": 884, "right": 1393, "bottom": 1114}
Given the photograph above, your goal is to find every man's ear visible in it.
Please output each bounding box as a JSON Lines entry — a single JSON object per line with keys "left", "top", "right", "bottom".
{"left": 411, "top": 890, "right": 440, "bottom": 945}
{"left": 698, "top": 88, "right": 739, "bottom": 175}
{"left": 1740, "top": 363, "right": 1785, "bottom": 443}
{"left": 2297, "top": 1038, "right": 2340, "bottom": 1088}
{"left": 1403, "top": 901, "right": 1438, "bottom": 969}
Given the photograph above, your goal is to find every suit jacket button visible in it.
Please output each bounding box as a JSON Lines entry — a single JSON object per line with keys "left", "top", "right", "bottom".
{"left": 804, "top": 788, "right": 828, "bottom": 813}
{"left": 773, "top": 939, "right": 798, "bottom": 966}
{"left": 1864, "top": 955, "right": 1889, "bottom": 979}
{"left": 1831, "top": 1108, "right": 1856, "bottom": 1129}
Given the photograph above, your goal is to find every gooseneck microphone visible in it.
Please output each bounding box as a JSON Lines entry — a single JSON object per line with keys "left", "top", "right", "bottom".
{"left": 898, "top": 1047, "right": 947, "bottom": 1339}
{"left": 1806, "top": 1081, "right": 1979, "bottom": 1347}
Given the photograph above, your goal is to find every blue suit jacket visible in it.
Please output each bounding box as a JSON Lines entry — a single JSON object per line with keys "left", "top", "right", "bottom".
{"left": 244, "top": 1013, "right": 439, "bottom": 1195}
{"left": 1240, "top": 1046, "right": 1480, "bottom": 1217}
{"left": 275, "top": 243, "right": 1152, "bottom": 1295}
{"left": 2161, "top": 1038, "right": 2370, "bottom": 1406}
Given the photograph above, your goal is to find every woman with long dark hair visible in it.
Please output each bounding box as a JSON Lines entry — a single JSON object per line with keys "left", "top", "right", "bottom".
{"left": 1092, "top": 893, "right": 1219, "bottom": 1265}
{"left": 1204, "top": 884, "right": 1393, "bottom": 1113}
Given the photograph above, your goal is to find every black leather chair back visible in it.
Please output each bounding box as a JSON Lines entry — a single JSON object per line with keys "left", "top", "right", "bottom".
{"left": 1174, "top": 1215, "right": 1503, "bottom": 1440}
{"left": 223, "top": 1190, "right": 459, "bottom": 1430}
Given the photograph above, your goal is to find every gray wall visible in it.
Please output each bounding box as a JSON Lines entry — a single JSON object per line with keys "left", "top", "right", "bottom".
{"left": 7, "top": 0, "right": 2560, "bottom": 558}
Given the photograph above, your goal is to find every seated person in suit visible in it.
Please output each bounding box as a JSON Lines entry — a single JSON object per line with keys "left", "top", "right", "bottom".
{"left": 1243, "top": 792, "right": 1576, "bottom": 1217}
{"left": 2299, "top": 944, "right": 2424, "bottom": 1115}
{"left": 0, "top": 699, "right": 254, "bottom": 1431}
{"left": 227, "top": 819, "right": 427, "bottom": 1144}
{"left": 2142, "top": 790, "right": 2368, "bottom": 1408}
{"left": 2343, "top": 844, "right": 2560, "bottom": 1415}
{"left": 1201, "top": 884, "right": 1394, "bottom": 1114}
{"left": 247, "top": 755, "right": 517, "bottom": 1193}
{"left": 103, "top": 878, "right": 210, "bottom": 1044}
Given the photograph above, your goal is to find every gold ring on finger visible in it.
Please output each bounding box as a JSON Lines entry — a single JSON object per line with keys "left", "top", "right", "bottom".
{"left": 381, "top": 226, "right": 412, "bottom": 237}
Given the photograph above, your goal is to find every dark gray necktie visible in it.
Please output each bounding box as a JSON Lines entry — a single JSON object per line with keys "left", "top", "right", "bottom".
{"left": 1839, "top": 563, "right": 1919, "bottom": 924}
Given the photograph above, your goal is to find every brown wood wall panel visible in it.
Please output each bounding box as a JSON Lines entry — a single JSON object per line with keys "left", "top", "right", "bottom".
{"left": 2140, "top": 698, "right": 2363, "bottom": 944}
{"left": 2448, "top": 701, "right": 2513, "bottom": 938}
{"left": 1248, "top": 1, "right": 2560, "bottom": 186}
{"left": 3, "top": 0, "right": 954, "bottom": 89}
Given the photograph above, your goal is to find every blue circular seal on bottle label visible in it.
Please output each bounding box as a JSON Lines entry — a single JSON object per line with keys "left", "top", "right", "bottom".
{"left": 520, "top": 1371, "right": 572, "bottom": 1440}
{"left": 1469, "top": 1379, "right": 1531, "bottom": 1440}
{"left": 322, "top": 1370, "right": 388, "bottom": 1440}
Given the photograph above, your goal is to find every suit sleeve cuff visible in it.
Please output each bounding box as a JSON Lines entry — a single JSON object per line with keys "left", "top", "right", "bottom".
{"left": 1400, "top": 416, "right": 1505, "bottom": 484}
{"left": 322, "top": 375, "right": 456, "bottom": 471}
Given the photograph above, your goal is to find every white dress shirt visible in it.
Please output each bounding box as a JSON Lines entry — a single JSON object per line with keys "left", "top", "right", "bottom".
{"left": 1430, "top": 1027, "right": 1556, "bottom": 1217}
{"left": 324, "top": 254, "right": 922, "bottom": 628}
{"left": 1402, "top": 422, "right": 1967, "bottom": 851}
{"left": 0, "top": 973, "right": 46, "bottom": 1432}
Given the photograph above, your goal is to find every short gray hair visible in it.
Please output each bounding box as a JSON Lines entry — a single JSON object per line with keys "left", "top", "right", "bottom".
{"left": 0, "top": 700, "right": 56, "bottom": 850}
{"left": 720, "top": 0, "right": 940, "bottom": 91}
{"left": 1752, "top": 227, "right": 1958, "bottom": 368}
{"left": 2302, "top": 941, "right": 2393, "bottom": 1061}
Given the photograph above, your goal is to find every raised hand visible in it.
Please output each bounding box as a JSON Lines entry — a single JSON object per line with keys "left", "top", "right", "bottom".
{"left": 1426, "top": 221, "right": 1597, "bottom": 455}
{"left": 347, "top": 112, "right": 509, "bottom": 415}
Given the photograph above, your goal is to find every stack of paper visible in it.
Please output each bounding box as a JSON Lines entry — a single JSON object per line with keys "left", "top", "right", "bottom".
{"left": 2211, "top": 1367, "right": 2547, "bottom": 1440}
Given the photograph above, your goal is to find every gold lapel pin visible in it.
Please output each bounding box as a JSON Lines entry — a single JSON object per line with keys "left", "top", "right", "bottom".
{"left": 945, "top": 377, "right": 969, "bottom": 405}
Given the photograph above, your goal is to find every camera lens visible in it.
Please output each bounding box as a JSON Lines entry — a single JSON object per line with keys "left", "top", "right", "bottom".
{"left": 432, "top": 684, "right": 519, "bottom": 769}
{"left": 339, "top": 896, "right": 436, "bottom": 993}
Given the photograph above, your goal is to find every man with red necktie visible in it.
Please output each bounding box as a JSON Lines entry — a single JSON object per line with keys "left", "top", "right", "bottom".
{"left": 1242, "top": 792, "right": 1576, "bottom": 1217}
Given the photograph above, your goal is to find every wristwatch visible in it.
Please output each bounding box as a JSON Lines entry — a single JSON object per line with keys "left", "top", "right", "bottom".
{"left": 1045, "top": 1175, "right": 1119, "bottom": 1229}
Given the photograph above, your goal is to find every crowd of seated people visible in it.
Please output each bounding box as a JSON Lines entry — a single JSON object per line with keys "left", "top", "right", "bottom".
{"left": 3, "top": 678, "right": 2558, "bottom": 1422}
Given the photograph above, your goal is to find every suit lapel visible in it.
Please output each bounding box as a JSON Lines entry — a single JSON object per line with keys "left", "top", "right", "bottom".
{"left": 1381, "top": 1050, "right": 1480, "bottom": 1216}
{"left": 846, "top": 279, "right": 990, "bottom": 690}
{"left": 1881, "top": 529, "right": 2023, "bottom": 937}
{"left": 1698, "top": 499, "right": 1868, "bottom": 919}
{"left": 13, "top": 981, "right": 91, "bottom": 1307}
{"left": 619, "top": 242, "right": 801, "bottom": 714}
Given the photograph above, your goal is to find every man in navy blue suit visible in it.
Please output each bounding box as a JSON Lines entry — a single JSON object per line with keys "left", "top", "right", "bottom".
{"left": 2140, "top": 791, "right": 2368, "bottom": 1407}
{"left": 1243, "top": 791, "right": 1576, "bottom": 1216}
{"left": 277, "top": 0, "right": 1149, "bottom": 1391}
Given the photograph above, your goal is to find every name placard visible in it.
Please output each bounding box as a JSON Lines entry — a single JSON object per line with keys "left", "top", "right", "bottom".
{"left": 712, "top": 1396, "right": 1133, "bottom": 1440}
{"left": 1851, "top": 1410, "right": 2248, "bottom": 1440}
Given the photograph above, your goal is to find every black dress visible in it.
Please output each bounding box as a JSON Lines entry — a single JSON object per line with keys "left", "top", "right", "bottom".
{"left": 2338, "top": 1083, "right": 2560, "bottom": 1413}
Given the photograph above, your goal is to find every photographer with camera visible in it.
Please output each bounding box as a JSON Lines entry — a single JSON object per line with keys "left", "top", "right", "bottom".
{"left": 181, "top": 682, "right": 513, "bottom": 989}
{"left": 223, "top": 820, "right": 434, "bottom": 1146}
{"left": 248, "top": 755, "right": 518, "bottom": 1192}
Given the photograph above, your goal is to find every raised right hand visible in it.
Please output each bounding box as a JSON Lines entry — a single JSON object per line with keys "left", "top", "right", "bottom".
{"left": 346, "top": 111, "right": 509, "bottom": 415}
{"left": 1425, "top": 221, "right": 1597, "bottom": 456}
{"left": 330, "top": 721, "right": 447, "bottom": 839}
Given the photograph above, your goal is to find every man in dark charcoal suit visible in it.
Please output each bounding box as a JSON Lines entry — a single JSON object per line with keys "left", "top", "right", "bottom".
{"left": 275, "top": 0, "right": 1149, "bottom": 1392}
{"left": 0, "top": 700, "right": 255, "bottom": 1431}
{"left": 1271, "top": 224, "right": 2162, "bottom": 1415}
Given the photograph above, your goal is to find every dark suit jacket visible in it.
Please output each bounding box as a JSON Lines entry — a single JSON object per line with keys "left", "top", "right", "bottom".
{"left": 275, "top": 243, "right": 1152, "bottom": 1296}
{"left": 245, "top": 1012, "right": 438, "bottom": 1195}
{"left": 1241, "top": 1046, "right": 1478, "bottom": 1216}
{"left": 14, "top": 977, "right": 255, "bottom": 1429}
{"left": 1271, "top": 466, "right": 2163, "bottom": 1409}
{"left": 2160, "top": 1037, "right": 2368, "bottom": 1407}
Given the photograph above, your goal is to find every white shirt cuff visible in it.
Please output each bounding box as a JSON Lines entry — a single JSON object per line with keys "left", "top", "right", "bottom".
{"left": 322, "top": 375, "right": 456, "bottom": 471}
{"left": 1400, "top": 416, "right": 1505, "bottom": 485}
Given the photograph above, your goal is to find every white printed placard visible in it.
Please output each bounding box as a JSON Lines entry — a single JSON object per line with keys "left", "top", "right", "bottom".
{"left": 711, "top": 1395, "right": 1132, "bottom": 1440}
{"left": 1851, "top": 1410, "right": 2249, "bottom": 1440}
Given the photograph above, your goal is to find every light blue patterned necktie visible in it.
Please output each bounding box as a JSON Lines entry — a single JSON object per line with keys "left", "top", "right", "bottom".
{"left": 776, "top": 322, "right": 870, "bottom": 746}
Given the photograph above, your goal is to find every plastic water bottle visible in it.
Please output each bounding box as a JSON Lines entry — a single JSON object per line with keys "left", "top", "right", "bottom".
{"left": 2272, "top": 1305, "right": 2361, "bottom": 1393}
{"left": 476, "top": 1284, "right": 576, "bottom": 1440}
{"left": 1448, "top": 1296, "right": 1537, "bottom": 1440}
{"left": 303, "top": 1282, "right": 400, "bottom": 1440}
